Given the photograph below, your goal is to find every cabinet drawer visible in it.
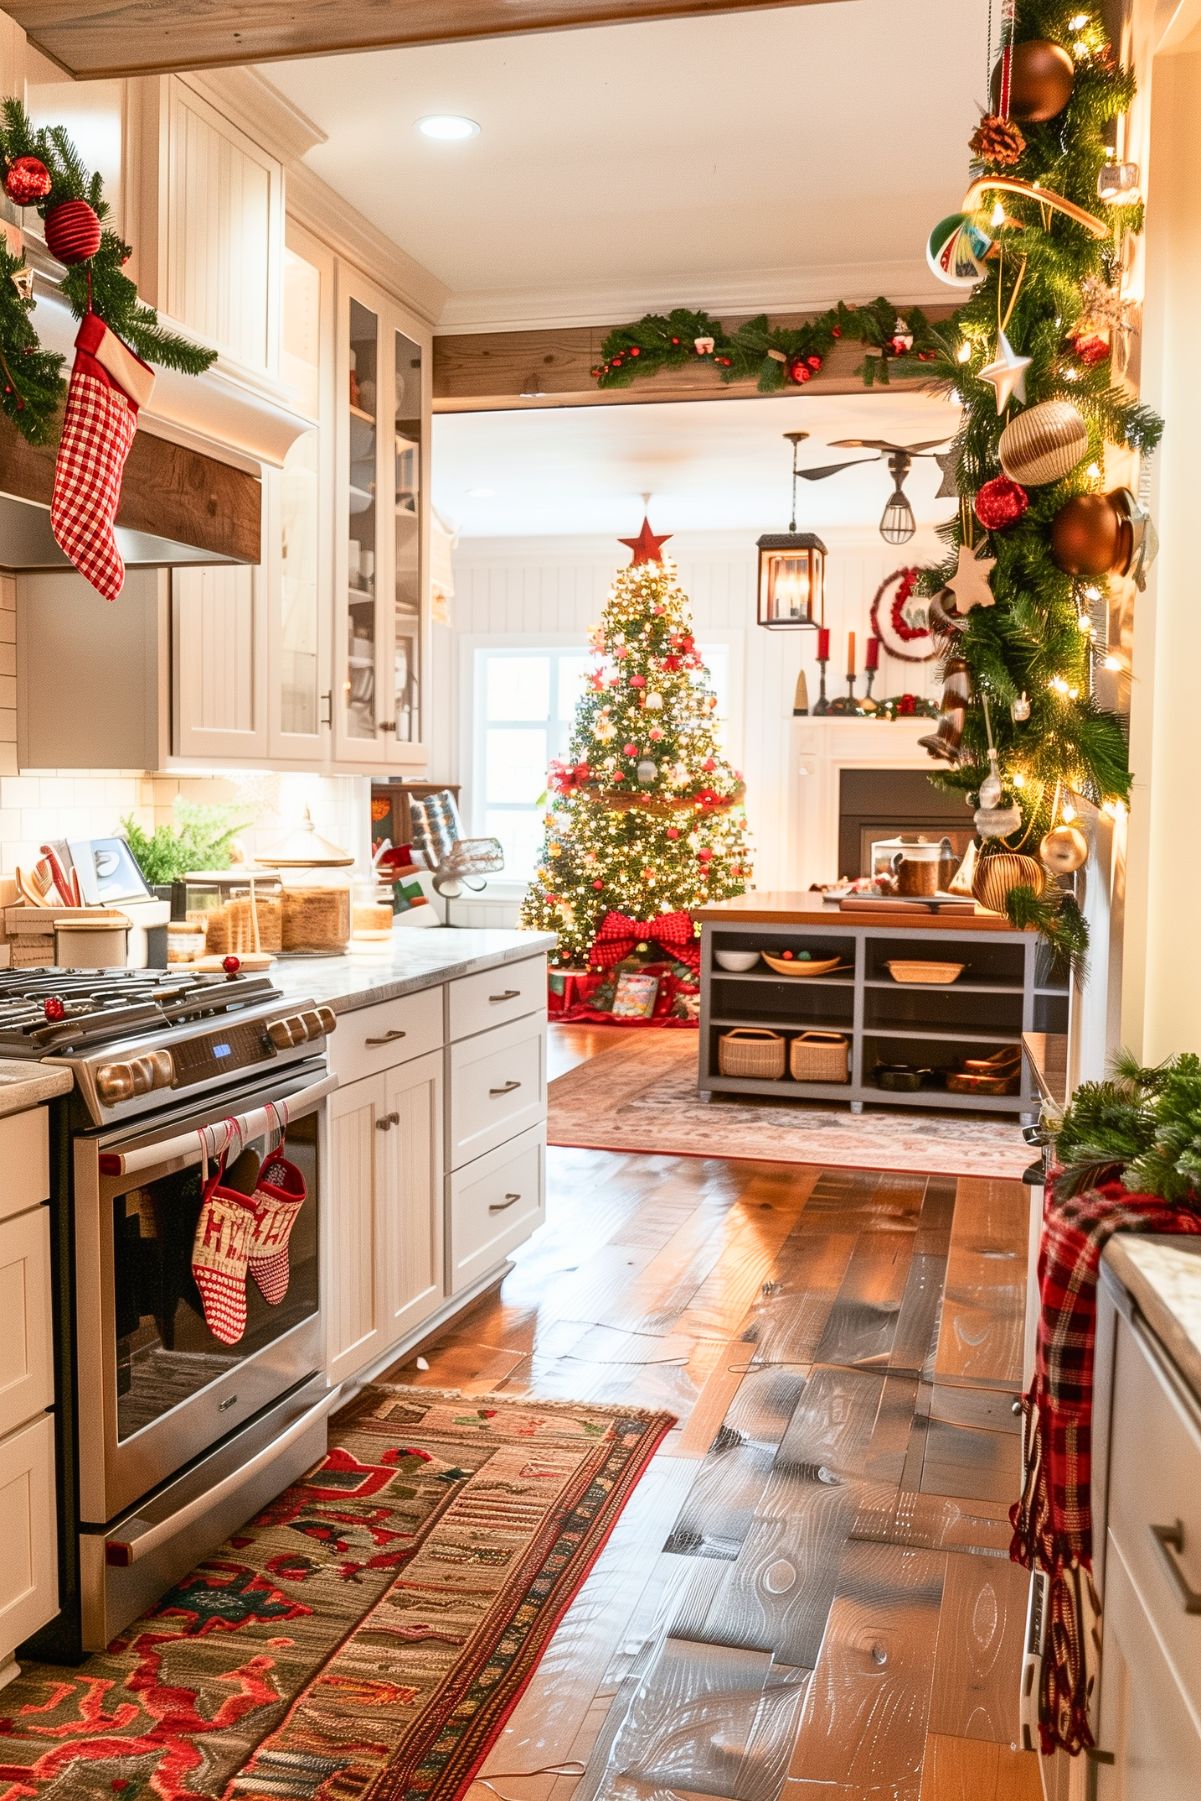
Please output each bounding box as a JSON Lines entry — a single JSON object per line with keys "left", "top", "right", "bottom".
{"left": 1107, "top": 1312, "right": 1201, "bottom": 1718}
{"left": 448, "top": 1125, "right": 545, "bottom": 1295}
{"left": 330, "top": 986, "right": 443, "bottom": 1085}
{"left": 448, "top": 1015, "right": 546, "bottom": 1171}
{"left": 0, "top": 1413, "right": 57, "bottom": 1660}
{"left": 0, "top": 1209, "right": 53, "bottom": 1440}
{"left": 0, "top": 1111, "right": 49, "bottom": 1223}
{"left": 448, "top": 954, "right": 546, "bottom": 1042}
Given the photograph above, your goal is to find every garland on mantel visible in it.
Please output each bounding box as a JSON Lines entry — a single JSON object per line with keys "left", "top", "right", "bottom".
{"left": 593, "top": 299, "right": 942, "bottom": 393}
{"left": 0, "top": 99, "right": 214, "bottom": 443}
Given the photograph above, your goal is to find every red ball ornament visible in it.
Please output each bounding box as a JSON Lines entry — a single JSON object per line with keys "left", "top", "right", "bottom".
{"left": 1072, "top": 332, "right": 1110, "bottom": 366}
{"left": 667, "top": 827, "right": 680, "bottom": 840}
{"left": 787, "top": 357, "right": 806, "bottom": 385}
{"left": 974, "top": 475, "right": 1030, "bottom": 531}
{"left": 593, "top": 878, "right": 604, "bottom": 890}
{"left": 806, "top": 354, "right": 822, "bottom": 370}
{"left": 4, "top": 155, "right": 51, "bottom": 206}
{"left": 222, "top": 955, "right": 241, "bottom": 976}
{"left": 44, "top": 198, "right": 101, "bottom": 265}
{"left": 43, "top": 996, "right": 66, "bottom": 1022}
{"left": 831, "top": 325, "right": 842, "bottom": 338}
{"left": 629, "top": 346, "right": 641, "bottom": 357}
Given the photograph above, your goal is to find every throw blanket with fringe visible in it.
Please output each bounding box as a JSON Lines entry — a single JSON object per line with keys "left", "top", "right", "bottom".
{"left": 1010, "top": 1179, "right": 1201, "bottom": 1756}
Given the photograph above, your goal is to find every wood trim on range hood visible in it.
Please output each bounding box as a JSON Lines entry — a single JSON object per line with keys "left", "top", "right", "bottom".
{"left": 6, "top": 0, "right": 853, "bottom": 79}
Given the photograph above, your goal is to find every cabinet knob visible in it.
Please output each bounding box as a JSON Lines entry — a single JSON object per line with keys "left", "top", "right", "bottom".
{"left": 377, "top": 720, "right": 397, "bottom": 734}
{"left": 375, "top": 1111, "right": 401, "bottom": 1132}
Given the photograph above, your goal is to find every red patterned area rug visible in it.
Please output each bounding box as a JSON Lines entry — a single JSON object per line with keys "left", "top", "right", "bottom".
{"left": 0, "top": 1387, "right": 673, "bottom": 1801}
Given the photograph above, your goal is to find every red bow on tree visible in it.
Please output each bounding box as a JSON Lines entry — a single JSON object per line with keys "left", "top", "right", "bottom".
{"left": 548, "top": 758, "right": 592, "bottom": 796}
{"left": 589, "top": 909, "right": 701, "bottom": 972}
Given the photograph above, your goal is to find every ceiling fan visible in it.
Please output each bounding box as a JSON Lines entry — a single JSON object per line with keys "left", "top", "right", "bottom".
{"left": 797, "top": 437, "right": 952, "bottom": 544}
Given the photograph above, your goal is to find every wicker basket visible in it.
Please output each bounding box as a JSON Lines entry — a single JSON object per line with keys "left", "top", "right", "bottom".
{"left": 885, "top": 959, "right": 965, "bottom": 985}
{"left": 718, "top": 1027, "right": 786, "bottom": 1080}
{"left": 789, "top": 1031, "right": 850, "bottom": 1084}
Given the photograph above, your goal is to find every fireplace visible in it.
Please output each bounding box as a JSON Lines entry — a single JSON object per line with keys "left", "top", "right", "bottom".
{"left": 838, "top": 768, "right": 972, "bottom": 880}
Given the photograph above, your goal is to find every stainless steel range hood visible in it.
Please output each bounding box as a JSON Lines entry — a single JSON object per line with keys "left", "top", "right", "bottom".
{"left": 0, "top": 274, "right": 314, "bottom": 573}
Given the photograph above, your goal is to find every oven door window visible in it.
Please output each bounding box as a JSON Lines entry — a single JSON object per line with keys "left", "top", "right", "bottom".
{"left": 109, "top": 1114, "right": 319, "bottom": 1442}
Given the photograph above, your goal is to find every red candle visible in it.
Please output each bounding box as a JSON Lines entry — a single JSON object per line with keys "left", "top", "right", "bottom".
{"left": 847, "top": 631, "right": 856, "bottom": 676}
{"left": 865, "top": 634, "right": 880, "bottom": 671}
{"left": 816, "top": 627, "right": 830, "bottom": 663}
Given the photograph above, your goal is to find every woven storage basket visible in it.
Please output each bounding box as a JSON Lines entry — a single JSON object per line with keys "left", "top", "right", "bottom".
{"left": 789, "top": 1031, "right": 850, "bottom": 1083}
{"left": 718, "top": 1027, "right": 786, "bottom": 1080}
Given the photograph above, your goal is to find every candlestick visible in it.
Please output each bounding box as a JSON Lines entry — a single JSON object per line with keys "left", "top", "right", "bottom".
{"left": 865, "top": 634, "right": 880, "bottom": 672}
{"left": 847, "top": 630, "right": 856, "bottom": 677}
{"left": 813, "top": 649, "right": 830, "bottom": 716}
{"left": 816, "top": 626, "right": 830, "bottom": 664}
{"left": 862, "top": 667, "right": 878, "bottom": 711}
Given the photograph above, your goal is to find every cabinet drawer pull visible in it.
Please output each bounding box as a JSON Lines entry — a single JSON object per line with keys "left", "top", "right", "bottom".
{"left": 489, "top": 1079, "right": 522, "bottom": 1097}
{"left": 366, "top": 1029, "right": 407, "bottom": 1045}
{"left": 1150, "top": 1520, "right": 1201, "bottom": 1613}
{"left": 490, "top": 989, "right": 521, "bottom": 1002}
{"left": 489, "top": 1192, "right": 522, "bottom": 1213}
{"left": 375, "top": 1111, "right": 400, "bottom": 1132}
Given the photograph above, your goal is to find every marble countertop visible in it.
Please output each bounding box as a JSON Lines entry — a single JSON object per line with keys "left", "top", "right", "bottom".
{"left": 266, "top": 927, "right": 556, "bottom": 1015}
{"left": 0, "top": 1059, "right": 74, "bottom": 1118}
{"left": 1104, "top": 1236, "right": 1201, "bottom": 1405}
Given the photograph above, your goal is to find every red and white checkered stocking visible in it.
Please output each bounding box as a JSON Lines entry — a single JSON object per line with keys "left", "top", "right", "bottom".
{"left": 247, "top": 1152, "right": 306, "bottom": 1306}
{"left": 51, "top": 310, "right": 155, "bottom": 602}
{"left": 192, "top": 1162, "right": 256, "bottom": 1345}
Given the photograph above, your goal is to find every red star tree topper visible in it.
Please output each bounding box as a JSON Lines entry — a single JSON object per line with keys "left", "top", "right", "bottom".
{"left": 520, "top": 528, "right": 752, "bottom": 967}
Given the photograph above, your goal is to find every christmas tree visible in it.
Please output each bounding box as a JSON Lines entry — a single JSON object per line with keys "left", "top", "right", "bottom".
{"left": 520, "top": 521, "right": 752, "bottom": 968}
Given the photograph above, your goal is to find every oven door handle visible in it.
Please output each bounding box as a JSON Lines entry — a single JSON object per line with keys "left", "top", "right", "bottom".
{"left": 104, "top": 1386, "right": 341, "bottom": 1567}
{"left": 100, "top": 1074, "right": 339, "bottom": 1177}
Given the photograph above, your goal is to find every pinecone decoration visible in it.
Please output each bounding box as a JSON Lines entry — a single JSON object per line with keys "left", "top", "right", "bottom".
{"left": 969, "top": 113, "right": 1027, "bottom": 168}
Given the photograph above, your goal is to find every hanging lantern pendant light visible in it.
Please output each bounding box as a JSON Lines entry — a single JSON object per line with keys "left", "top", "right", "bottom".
{"left": 756, "top": 431, "right": 828, "bottom": 629}
{"left": 879, "top": 450, "right": 917, "bottom": 545}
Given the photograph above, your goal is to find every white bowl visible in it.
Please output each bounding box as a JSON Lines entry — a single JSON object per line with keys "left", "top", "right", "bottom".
{"left": 714, "top": 949, "right": 760, "bottom": 972}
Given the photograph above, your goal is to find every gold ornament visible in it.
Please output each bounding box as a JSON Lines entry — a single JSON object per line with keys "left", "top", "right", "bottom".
{"left": 1040, "top": 821, "right": 1089, "bottom": 874}
{"left": 999, "top": 400, "right": 1089, "bottom": 486}
{"left": 972, "top": 852, "right": 1047, "bottom": 913}
{"left": 978, "top": 331, "right": 1032, "bottom": 412}
{"left": 946, "top": 541, "right": 998, "bottom": 615}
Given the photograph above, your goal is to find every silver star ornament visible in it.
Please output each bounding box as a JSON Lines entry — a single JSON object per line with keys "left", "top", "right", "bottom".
{"left": 978, "top": 331, "right": 1032, "bottom": 413}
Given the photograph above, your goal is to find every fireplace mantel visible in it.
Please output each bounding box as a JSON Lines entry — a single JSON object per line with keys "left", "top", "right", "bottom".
{"left": 789, "top": 716, "right": 961, "bottom": 888}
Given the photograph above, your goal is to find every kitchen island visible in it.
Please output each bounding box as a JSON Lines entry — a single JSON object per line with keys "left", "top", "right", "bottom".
{"left": 694, "top": 892, "right": 1067, "bottom": 1120}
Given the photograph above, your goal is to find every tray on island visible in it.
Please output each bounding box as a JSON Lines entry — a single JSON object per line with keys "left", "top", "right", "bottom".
{"left": 836, "top": 892, "right": 975, "bottom": 914}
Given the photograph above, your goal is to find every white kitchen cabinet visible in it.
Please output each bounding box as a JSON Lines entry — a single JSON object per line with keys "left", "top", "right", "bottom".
{"left": 0, "top": 1415, "right": 57, "bottom": 1687}
{"left": 1095, "top": 1535, "right": 1201, "bottom": 1801}
{"left": 335, "top": 265, "right": 431, "bottom": 771}
{"left": 325, "top": 1052, "right": 444, "bottom": 1388}
{"left": 172, "top": 562, "right": 270, "bottom": 761}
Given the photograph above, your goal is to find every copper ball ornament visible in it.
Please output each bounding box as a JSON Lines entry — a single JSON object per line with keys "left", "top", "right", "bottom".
{"left": 1040, "top": 821, "right": 1089, "bottom": 875}
{"left": 1050, "top": 489, "right": 1133, "bottom": 578}
{"left": 44, "top": 198, "right": 101, "bottom": 265}
{"left": 972, "top": 852, "right": 1047, "bottom": 914}
{"left": 991, "top": 39, "right": 1076, "bottom": 123}
{"left": 999, "top": 400, "right": 1089, "bottom": 486}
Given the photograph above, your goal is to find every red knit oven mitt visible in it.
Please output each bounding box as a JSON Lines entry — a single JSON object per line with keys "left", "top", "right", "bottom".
{"left": 248, "top": 1153, "right": 307, "bottom": 1305}
{"left": 191, "top": 1161, "right": 256, "bottom": 1345}
{"left": 51, "top": 310, "right": 155, "bottom": 602}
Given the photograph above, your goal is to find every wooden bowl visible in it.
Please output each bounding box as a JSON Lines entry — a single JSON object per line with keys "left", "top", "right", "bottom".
{"left": 760, "top": 952, "right": 845, "bottom": 978}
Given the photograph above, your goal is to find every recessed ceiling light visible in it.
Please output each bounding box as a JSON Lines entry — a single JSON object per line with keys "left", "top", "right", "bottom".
{"left": 467, "top": 486, "right": 496, "bottom": 499}
{"left": 417, "top": 115, "right": 480, "bottom": 141}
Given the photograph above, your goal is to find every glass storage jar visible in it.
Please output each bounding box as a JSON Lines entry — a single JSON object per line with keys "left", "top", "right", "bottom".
{"left": 264, "top": 810, "right": 354, "bottom": 955}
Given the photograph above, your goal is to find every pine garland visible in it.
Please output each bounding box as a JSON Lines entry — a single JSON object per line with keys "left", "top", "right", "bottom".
{"left": 0, "top": 98, "right": 215, "bottom": 440}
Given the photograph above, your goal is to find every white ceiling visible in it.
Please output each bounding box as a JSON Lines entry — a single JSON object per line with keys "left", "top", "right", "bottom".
{"left": 433, "top": 390, "right": 961, "bottom": 538}
{"left": 259, "top": 0, "right": 988, "bottom": 328}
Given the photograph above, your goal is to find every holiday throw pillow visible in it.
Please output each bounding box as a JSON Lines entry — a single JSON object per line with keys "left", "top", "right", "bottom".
{"left": 51, "top": 309, "right": 155, "bottom": 601}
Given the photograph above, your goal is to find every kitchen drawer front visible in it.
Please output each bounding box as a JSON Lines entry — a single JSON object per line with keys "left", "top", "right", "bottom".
{"left": 448, "top": 1125, "right": 546, "bottom": 1295}
{"left": 0, "top": 1110, "right": 50, "bottom": 1223}
{"left": 448, "top": 1015, "right": 546, "bottom": 1171}
{"left": 0, "top": 1413, "right": 57, "bottom": 1661}
{"left": 330, "top": 987, "right": 444, "bottom": 1085}
{"left": 1107, "top": 1312, "right": 1201, "bottom": 1717}
{"left": 0, "top": 1208, "right": 53, "bottom": 1440}
{"left": 447, "top": 955, "right": 547, "bottom": 1042}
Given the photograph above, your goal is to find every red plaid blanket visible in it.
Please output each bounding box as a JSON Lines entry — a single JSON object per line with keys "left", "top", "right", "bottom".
{"left": 1010, "top": 1179, "right": 1201, "bottom": 1755}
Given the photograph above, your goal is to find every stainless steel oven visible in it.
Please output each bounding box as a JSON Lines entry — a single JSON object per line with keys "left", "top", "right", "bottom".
{"left": 72, "top": 1062, "right": 336, "bottom": 1649}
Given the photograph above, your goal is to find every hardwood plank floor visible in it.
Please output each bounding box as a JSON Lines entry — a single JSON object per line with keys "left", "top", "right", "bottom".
{"left": 383, "top": 1026, "right": 1043, "bottom": 1801}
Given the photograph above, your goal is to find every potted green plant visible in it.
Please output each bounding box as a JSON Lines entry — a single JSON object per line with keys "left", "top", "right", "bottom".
{"left": 120, "top": 801, "right": 254, "bottom": 905}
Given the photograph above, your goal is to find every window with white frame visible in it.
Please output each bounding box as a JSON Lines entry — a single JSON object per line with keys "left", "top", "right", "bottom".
{"left": 469, "top": 641, "right": 735, "bottom": 881}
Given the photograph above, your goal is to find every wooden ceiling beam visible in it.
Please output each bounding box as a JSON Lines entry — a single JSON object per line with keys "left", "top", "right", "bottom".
{"left": 8, "top": 0, "right": 855, "bottom": 81}
{"left": 433, "top": 306, "right": 958, "bottom": 412}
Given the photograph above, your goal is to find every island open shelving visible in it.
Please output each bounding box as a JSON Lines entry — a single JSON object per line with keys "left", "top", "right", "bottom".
{"left": 695, "top": 892, "right": 1069, "bottom": 1122}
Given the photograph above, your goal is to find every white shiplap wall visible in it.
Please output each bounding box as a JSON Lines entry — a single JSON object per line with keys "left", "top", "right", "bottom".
{"left": 428, "top": 528, "right": 945, "bottom": 921}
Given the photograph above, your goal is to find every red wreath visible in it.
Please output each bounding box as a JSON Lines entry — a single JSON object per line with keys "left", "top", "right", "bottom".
{"left": 868, "top": 566, "right": 938, "bottom": 664}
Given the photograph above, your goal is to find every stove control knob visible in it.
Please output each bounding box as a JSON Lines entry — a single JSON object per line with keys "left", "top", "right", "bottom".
{"left": 316, "top": 1005, "right": 337, "bottom": 1037}
{"left": 96, "top": 1062, "right": 135, "bottom": 1105}
{"left": 144, "top": 1050, "right": 176, "bottom": 1091}
{"left": 267, "top": 1019, "right": 296, "bottom": 1051}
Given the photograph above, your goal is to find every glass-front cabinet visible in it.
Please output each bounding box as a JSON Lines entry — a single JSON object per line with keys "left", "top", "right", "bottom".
{"left": 335, "top": 266, "right": 430, "bottom": 767}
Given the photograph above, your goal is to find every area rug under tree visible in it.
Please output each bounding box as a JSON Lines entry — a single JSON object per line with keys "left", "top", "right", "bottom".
{"left": 0, "top": 1387, "right": 673, "bottom": 1801}
{"left": 550, "top": 1029, "right": 1031, "bottom": 1180}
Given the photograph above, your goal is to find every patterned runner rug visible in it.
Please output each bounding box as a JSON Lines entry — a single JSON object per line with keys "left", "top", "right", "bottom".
{"left": 0, "top": 1387, "right": 673, "bottom": 1801}
{"left": 549, "top": 1028, "right": 1030, "bottom": 1179}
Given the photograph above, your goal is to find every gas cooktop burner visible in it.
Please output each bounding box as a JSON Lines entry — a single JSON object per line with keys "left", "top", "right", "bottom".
{"left": 0, "top": 966, "right": 283, "bottom": 1055}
